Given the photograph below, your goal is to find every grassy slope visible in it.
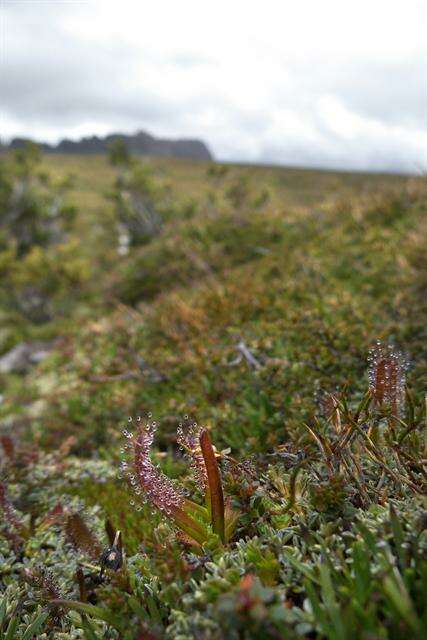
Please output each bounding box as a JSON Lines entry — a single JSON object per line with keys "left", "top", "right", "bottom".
{"left": 25, "top": 155, "right": 424, "bottom": 450}
{"left": 0, "top": 154, "right": 426, "bottom": 638}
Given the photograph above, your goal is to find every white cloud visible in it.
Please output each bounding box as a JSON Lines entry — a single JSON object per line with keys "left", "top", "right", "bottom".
{"left": 1, "top": 0, "right": 426, "bottom": 171}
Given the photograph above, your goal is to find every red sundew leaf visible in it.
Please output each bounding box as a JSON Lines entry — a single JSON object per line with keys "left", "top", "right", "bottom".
{"left": 76, "top": 568, "right": 88, "bottom": 603}
{"left": 0, "top": 435, "right": 15, "bottom": 460}
{"left": 176, "top": 419, "right": 208, "bottom": 491}
{"left": 374, "top": 357, "right": 387, "bottom": 404}
{"left": 64, "top": 513, "right": 102, "bottom": 560}
{"left": 23, "top": 567, "right": 62, "bottom": 600}
{"left": 0, "top": 481, "right": 27, "bottom": 537}
{"left": 105, "top": 518, "right": 116, "bottom": 546}
{"left": 200, "top": 429, "right": 225, "bottom": 543}
{"left": 368, "top": 343, "right": 408, "bottom": 417}
{"left": 38, "top": 502, "right": 65, "bottom": 531}
{"left": 23, "top": 567, "right": 64, "bottom": 624}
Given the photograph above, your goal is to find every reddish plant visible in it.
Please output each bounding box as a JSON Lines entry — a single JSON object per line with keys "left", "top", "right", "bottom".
{"left": 120, "top": 415, "right": 239, "bottom": 546}
{"left": 23, "top": 567, "right": 64, "bottom": 622}
{"left": 368, "top": 341, "right": 408, "bottom": 416}
{"left": 0, "top": 480, "right": 27, "bottom": 539}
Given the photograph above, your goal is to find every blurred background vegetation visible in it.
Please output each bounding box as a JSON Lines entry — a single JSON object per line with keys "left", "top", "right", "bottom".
{"left": 0, "top": 143, "right": 425, "bottom": 453}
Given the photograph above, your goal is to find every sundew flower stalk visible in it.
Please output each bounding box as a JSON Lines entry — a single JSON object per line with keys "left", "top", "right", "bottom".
{"left": 177, "top": 418, "right": 207, "bottom": 493}
{"left": 120, "top": 415, "right": 236, "bottom": 546}
{"left": 368, "top": 341, "right": 409, "bottom": 417}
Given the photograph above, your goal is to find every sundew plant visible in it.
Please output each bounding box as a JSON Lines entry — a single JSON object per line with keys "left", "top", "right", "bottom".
{"left": 119, "top": 415, "right": 240, "bottom": 546}
{"left": 368, "top": 341, "right": 409, "bottom": 417}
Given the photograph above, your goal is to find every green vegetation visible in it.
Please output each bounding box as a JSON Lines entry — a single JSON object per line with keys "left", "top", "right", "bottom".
{"left": 0, "top": 146, "right": 426, "bottom": 639}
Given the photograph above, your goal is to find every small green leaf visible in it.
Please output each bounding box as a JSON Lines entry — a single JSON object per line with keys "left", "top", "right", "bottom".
{"left": 5, "top": 616, "right": 19, "bottom": 640}
{"left": 81, "top": 618, "right": 102, "bottom": 640}
{"left": 22, "top": 611, "right": 49, "bottom": 640}
{"left": 0, "top": 598, "right": 7, "bottom": 629}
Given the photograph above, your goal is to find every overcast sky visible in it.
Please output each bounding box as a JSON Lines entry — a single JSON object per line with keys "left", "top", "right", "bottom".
{"left": 1, "top": 0, "right": 426, "bottom": 172}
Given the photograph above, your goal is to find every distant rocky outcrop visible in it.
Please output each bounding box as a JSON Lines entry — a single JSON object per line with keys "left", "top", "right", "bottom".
{"left": 5, "top": 130, "right": 213, "bottom": 161}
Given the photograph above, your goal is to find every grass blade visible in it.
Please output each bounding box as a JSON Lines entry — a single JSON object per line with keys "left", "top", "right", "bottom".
{"left": 49, "top": 600, "right": 119, "bottom": 630}
{"left": 0, "top": 598, "right": 7, "bottom": 629}
{"left": 21, "top": 611, "right": 49, "bottom": 640}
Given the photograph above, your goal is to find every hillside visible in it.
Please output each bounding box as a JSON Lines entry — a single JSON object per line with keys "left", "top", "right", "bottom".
{"left": 0, "top": 150, "right": 426, "bottom": 639}
{"left": 5, "top": 129, "right": 213, "bottom": 161}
